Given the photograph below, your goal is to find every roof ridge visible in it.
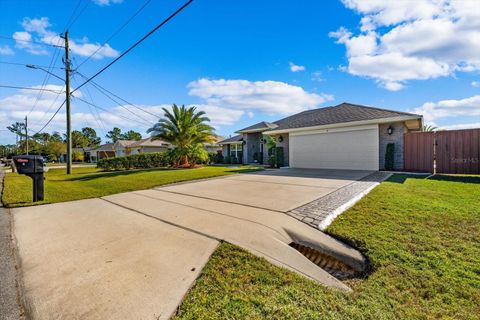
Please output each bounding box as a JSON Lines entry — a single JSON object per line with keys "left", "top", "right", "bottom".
{"left": 339, "top": 102, "right": 421, "bottom": 117}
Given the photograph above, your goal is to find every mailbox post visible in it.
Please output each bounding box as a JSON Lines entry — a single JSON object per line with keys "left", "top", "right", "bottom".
{"left": 12, "top": 155, "right": 46, "bottom": 202}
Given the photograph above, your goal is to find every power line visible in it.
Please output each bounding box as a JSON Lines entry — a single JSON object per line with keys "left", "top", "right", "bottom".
{"left": 71, "top": 0, "right": 194, "bottom": 95}
{"left": 65, "top": 0, "right": 90, "bottom": 31}
{"left": 75, "top": 0, "right": 152, "bottom": 70}
{"left": 27, "top": 44, "right": 63, "bottom": 116}
{"left": 74, "top": 96, "right": 154, "bottom": 126}
{"left": 30, "top": 86, "right": 64, "bottom": 128}
{"left": 72, "top": 72, "right": 107, "bottom": 135}
{"left": 82, "top": 79, "right": 155, "bottom": 125}
{"left": 0, "top": 85, "right": 64, "bottom": 93}
{"left": 0, "top": 61, "right": 64, "bottom": 69}
{"left": 63, "top": 0, "right": 84, "bottom": 30}
{"left": 33, "top": 99, "right": 66, "bottom": 134}
{"left": 0, "top": 35, "right": 64, "bottom": 48}
{"left": 75, "top": 71, "right": 161, "bottom": 118}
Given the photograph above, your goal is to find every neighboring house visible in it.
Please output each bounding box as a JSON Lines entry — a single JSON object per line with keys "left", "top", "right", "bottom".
{"left": 204, "top": 135, "right": 225, "bottom": 153}
{"left": 84, "top": 143, "right": 116, "bottom": 162}
{"left": 219, "top": 102, "right": 423, "bottom": 171}
{"left": 115, "top": 138, "right": 172, "bottom": 157}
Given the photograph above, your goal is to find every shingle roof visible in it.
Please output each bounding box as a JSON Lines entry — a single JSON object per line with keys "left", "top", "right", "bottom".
{"left": 218, "top": 134, "right": 243, "bottom": 144}
{"left": 130, "top": 137, "right": 170, "bottom": 147}
{"left": 270, "top": 102, "right": 421, "bottom": 131}
{"left": 237, "top": 121, "right": 278, "bottom": 133}
{"left": 90, "top": 143, "right": 115, "bottom": 151}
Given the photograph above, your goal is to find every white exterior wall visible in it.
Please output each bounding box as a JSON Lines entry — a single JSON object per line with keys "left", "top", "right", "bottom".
{"left": 289, "top": 124, "right": 379, "bottom": 170}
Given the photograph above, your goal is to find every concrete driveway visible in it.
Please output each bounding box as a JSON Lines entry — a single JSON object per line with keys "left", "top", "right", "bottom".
{"left": 11, "top": 169, "right": 371, "bottom": 320}
{"left": 158, "top": 168, "right": 373, "bottom": 212}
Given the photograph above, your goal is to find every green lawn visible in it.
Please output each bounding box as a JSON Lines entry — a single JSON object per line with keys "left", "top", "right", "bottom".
{"left": 2, "top": 165, "right": 259, "bottom": 207}
{"left": 175, "top": 175, "right": 480, "bottom": 320}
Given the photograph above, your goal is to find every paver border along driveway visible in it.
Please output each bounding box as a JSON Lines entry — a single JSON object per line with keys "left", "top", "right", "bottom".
{"left": 12, "top": 169, "right": 374, "bottom": 320}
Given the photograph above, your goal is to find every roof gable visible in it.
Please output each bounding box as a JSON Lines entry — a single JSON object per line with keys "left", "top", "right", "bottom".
{"left": 237, "top": 121, "right": 278, "bottom": 133}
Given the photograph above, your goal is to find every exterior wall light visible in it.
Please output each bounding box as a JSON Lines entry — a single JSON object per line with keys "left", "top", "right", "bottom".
{"left": 278, "top": 135, "right": 284, "bottom": 142}
{"left": 387, "top": 125, "right": 394, "bottom": 135}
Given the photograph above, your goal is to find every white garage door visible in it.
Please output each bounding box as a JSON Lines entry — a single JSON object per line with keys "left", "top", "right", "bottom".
{"left": 289, "top": 125, "right": 379, "bottom": 170}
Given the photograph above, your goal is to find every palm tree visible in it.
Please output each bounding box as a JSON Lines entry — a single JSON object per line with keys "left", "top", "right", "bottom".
{"left": 423, "top": 124, "right": 438, "bottom": 132}
{"left": 147, "top": 104, "right": 214, "bottom": 166}
{"left": 7, "top": 122, "right": 26, "bottom": 146}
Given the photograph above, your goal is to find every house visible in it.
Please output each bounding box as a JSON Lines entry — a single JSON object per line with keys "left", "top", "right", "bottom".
{"left": 84, "top": 138, "right": 171, "bottom": 162}
{"left": 115, "top": 138, "right": 172, "bottom": 156}
{"left": 84, "top": 143, "right": 116, "bottom": 162}
{"left": 219, "top": 102, "right": 423, "bottom": 171}
{"left": 204, "top": 135, "right": 225, "bottom": 153}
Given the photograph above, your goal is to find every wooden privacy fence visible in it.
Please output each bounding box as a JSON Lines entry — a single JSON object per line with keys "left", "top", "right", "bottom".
{"left": 404, "top": 128, "right": 480, "bottom": 174}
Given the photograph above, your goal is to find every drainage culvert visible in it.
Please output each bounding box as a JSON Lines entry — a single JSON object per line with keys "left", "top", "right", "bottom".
{"left": 289, "top": 242, "right": 358, "bottom": 279}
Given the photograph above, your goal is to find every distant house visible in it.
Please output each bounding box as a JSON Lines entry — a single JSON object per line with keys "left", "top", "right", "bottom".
{"left": 204, "top": 136, "right": 224, "bottom": 153}
{"left": 84, "top": 143, "right": 116, "bottom": 162}
{"left": 84, "top": 138, "right": 170, "bottom": 162}
{"left": 115, "top": 138, "right": 172, "bottom": 156}
{"left": 83, "top": 136, "right": 223, "bottom": 162}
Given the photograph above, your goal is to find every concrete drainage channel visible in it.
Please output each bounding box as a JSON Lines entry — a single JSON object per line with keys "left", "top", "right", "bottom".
{"left": 289, "top": 242, "right": 359, "bottom": 279}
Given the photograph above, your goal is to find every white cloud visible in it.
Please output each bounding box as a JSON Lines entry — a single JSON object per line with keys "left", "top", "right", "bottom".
{"left": 311, "top": 71, "right": 324, "bottom": 82}
{"left": 0, "top": 85, "right": 245, "bottom": 143}
{"left": 289, "top": 62, "right": 305, "bottom": 72}
{"left": 14, "top": 17, "right": 119, "bottom": 59}
{"left": 440, "top": 122, "right": 480, "bottom": 130}
{"left": 332, "top": 0, "right": 480, "bottom": 90}
{"left": 187, "top": 78, "right": 333, "bottom": 115}
{"left": 92, "top": 0, "right": 123, "bottom": 6}
{"left": 13, "top": 31, "right": 48, "bottom": 55}
{"left": 414, "top": 95, "right": 480, "bottom": 122}
{"left": 472, "top": 81, "right": 480, "bottom": 88}
{"left": 0, "top": 45, "right": 14, "bottom": 55}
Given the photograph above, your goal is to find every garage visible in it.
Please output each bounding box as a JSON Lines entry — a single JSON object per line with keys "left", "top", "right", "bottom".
{"left": 289, "top": 125, "right": 379, "bottom": 170}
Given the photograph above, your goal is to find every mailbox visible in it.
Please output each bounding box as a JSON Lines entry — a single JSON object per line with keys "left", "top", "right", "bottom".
{"left": 12, "top": 155, "right": 46, "bottom": 202}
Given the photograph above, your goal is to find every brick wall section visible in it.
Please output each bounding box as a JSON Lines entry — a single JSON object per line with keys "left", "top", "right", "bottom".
{"left": 379, "top": 122, "right": 405, "bottom": 170}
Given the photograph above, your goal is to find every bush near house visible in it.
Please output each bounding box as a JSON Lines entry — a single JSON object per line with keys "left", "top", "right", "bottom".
{"left": 207, "top": 152, "right": 223, "bottom": 164}
{"left": 97, "top": 152, "right": 170, "bottom": 170}
{"left": 385, "top": 143, "right": 395, "bottom": 170}
{"left": 275, "top": 147, "right": 284, "bottom": 168}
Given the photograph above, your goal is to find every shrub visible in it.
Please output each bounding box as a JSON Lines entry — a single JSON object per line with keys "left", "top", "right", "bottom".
{"left": 208, "top": 152, "right": 223, "bottom": 164}
{"left": 72, "top": 151, "right": 84, "bottom": 162}
{"left": 224, "top": 155, "right": 232, "bottom": 164}
{"left": 385, "top": 143, "right": 395, "bottom": 171}
{"left": 268, "top": 154, "right": 276, "bottom": 168}
{"left": 187, "top": 144, "right": 209, "bottom": 166}
{"left": 275, "top": 147, "right": 284, "bottom": 168}
{"left": 97, "top": 152, "right": 170, "bottom": 171}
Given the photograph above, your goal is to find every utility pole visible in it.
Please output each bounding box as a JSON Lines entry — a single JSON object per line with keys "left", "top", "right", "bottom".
{"left": 25, "top": 116, "right": 28, "bottom": 155}
{"left": 63, "top": 31, "right": 72, "bottom": 174}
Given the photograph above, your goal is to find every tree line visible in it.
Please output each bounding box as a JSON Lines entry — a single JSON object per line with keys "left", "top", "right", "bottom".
{"left": 2, "top": 124, "right": 142, "bottom": 161}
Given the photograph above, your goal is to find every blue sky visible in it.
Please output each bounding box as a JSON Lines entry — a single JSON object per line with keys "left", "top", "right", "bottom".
{"left": 1, "top": 0, "right": 479, "bottom": 144}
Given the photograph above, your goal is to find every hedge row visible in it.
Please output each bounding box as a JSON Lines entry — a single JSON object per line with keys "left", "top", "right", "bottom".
{"left": 97, "top": 152, "right": 171, "bottom": 170}
{"left": 97, "top": 151, "right": 224, "bottom": 170}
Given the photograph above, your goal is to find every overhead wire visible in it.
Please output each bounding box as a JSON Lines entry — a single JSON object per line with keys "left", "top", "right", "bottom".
{"left": 75, "top": 0, "right": 153, "bottom": 70}
{"left": 75, "top": 71, "right": 161, "bottom": 118}
{"left": 0, "top": 85, "right": 64, "bottom": 93}
{"left": 73, "top": 96, "right": 154, "bottom": 127}
{"left": 71, "top": 0, "right": 194, "bottom": 95}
